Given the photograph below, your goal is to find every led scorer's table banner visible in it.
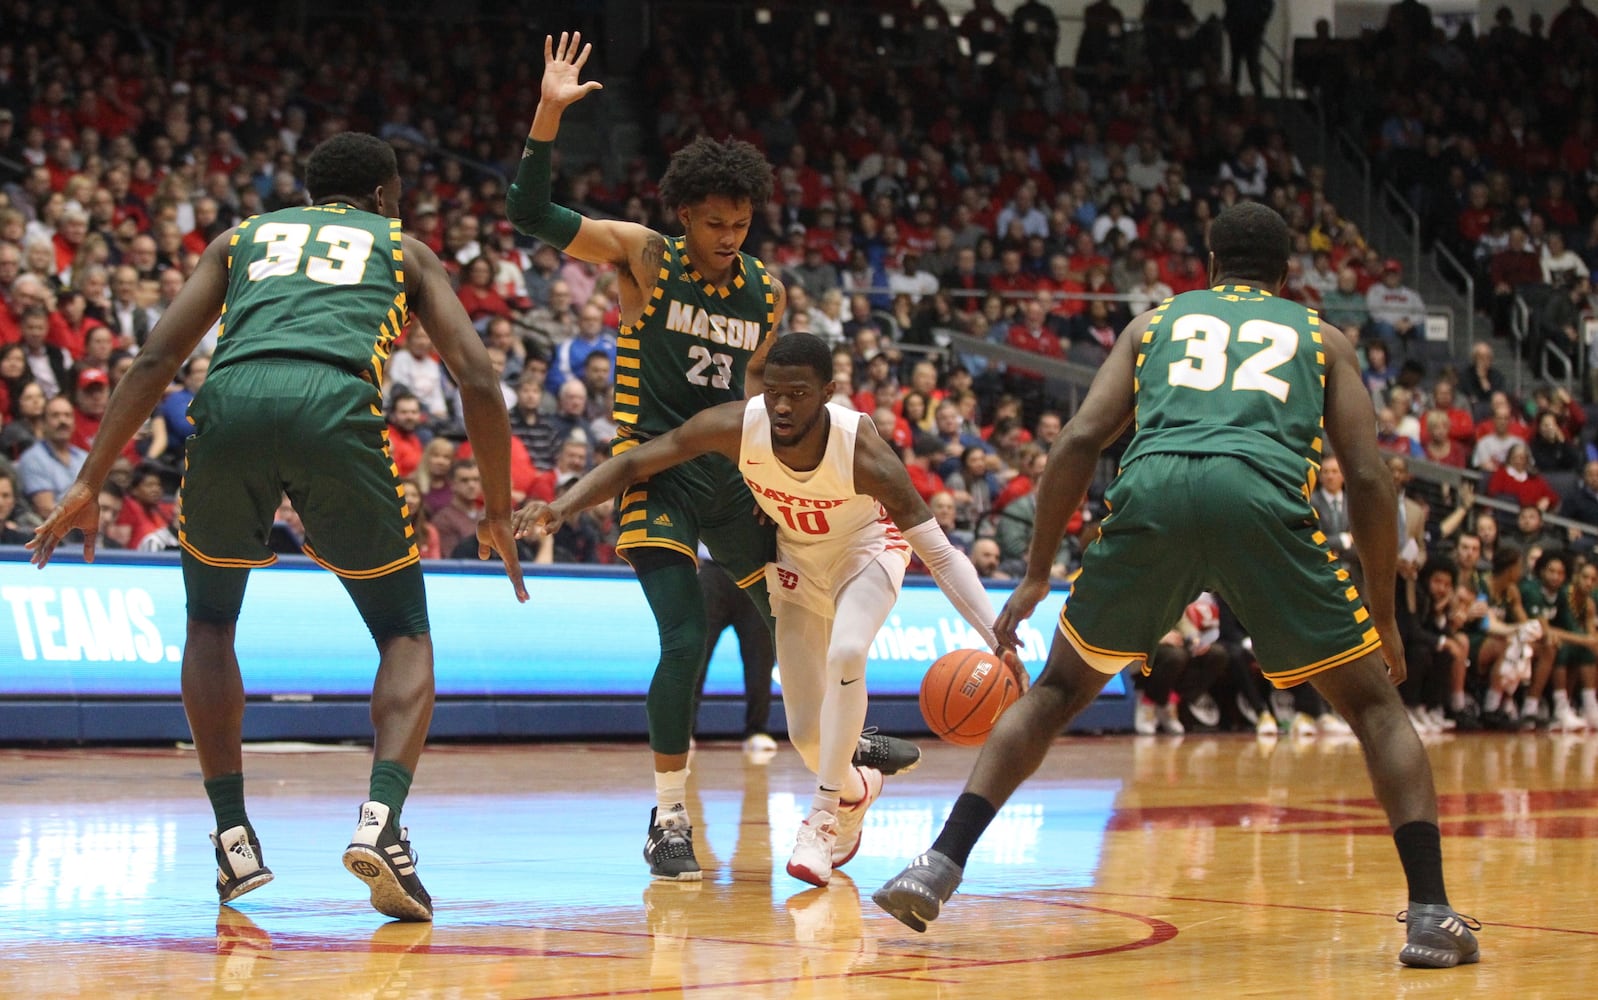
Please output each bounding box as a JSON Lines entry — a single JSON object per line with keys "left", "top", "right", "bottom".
{"left": 0, "top": 552, "right": 1116, "bottom": 699}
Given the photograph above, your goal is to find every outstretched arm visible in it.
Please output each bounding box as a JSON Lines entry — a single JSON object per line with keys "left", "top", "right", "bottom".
{"left": 854, "top": 415, "right": 1009, "bottom": 654}
{"left": 406, "top": 235, "right": 527, "bottom": 602}
{"left": 513, "top": 400, "right": 746, "bottom": 538}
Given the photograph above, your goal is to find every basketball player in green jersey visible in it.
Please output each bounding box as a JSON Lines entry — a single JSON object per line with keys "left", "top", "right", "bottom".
{"left": 875, "top": 203, "right": 1480, "bottom": 969}
{"left": 508, "top": 33, "right": 917, "bottom": 881}
{"left": 30, "top": 133, "right": 527, "bottom": 922}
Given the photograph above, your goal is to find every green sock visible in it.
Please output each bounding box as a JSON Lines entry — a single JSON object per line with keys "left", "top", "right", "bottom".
{"left": 369, "top": 760, "right": 414, "bottom": 830}
{"left": 204, "top": 773, "right": 249, "bottom": 834}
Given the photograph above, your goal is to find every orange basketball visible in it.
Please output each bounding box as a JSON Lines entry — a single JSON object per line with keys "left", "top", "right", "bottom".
{"left": 919, "top": 649, "right": 1024, "bottom": 746}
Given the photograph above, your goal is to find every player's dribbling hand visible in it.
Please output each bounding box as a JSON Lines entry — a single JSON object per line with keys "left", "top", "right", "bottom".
{"left": 512, "top": 500, "right": 564, "bottom": 540}
{"left": 542, "top": 32, "right": 603, "bottom": 108}
{"left": 478, "top": 517, "right": 529, "bottom": 603}
{"left": 26, "top": 481, "right": 100, "bottom": 568}
{"left": 998, "top": 647, "right": 1030, "bottom": 695}
{"left": 994, "top": 575, "right": 1050, "bottom": 651}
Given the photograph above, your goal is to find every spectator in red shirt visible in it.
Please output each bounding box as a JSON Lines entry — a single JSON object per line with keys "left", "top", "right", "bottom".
{"left": 115, "top": 461, "right": 177, "bottom": 549}
{"left": 1005, "top": 295, "right": 1065, "bottom": 380}
{"left": 1488, "top": 225, "right": 1546, "bottom": 335}
{"left": 988, "top": 248, "right": 1038, "bottom": 299}
{"left": 1419, "top": 411, "right": 1470, "bottom": 468}
{"left": 903, "top": 435, "right": 948, "bottom": 502}
{"left": 385, "top": 391, "right": 429, "bottom": 479}
{"left": 1422, "top": 380, "right": 1469, "bottom": 444}
{"left": 1473, "top": 391, "right": 1531, "bottom": 444}
{"left": 1486, "top": 443, "right": 1562, "bottom": 512}
{"left": 456, "top": 255, "right": 514, "bottom": 331}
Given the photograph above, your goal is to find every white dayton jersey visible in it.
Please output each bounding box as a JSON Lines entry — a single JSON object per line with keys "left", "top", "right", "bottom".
{"left": 741, "top": 398, "right": 910, "bottom": 618}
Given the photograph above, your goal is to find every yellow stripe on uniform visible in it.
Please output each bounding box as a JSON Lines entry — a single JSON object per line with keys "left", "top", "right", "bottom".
{"left": 735, "top": 566, "right": 766, "bottom": 589}
{"left": 617, "top": 356, "right": 641, "bottom": 369}
{"left": 621, "top": 510, "right": 649, "bottom": 525}
{"left": 1268, "top": 635, "right": 1382, "bottom": 688}
{"left": 615, "top": 535, "right": 699, "bottom": 563}
{"left": 178, "top": 537, "right": 278, "bottom": 569}
{"left": 301, "top": 543, "right": 420, "bottom": 580}
{"left": 617, "top": 374, "right": 640, "bottom": 388}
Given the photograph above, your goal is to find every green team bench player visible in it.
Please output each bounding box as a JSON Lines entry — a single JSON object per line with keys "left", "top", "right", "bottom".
{"left": 507, "top": 32, "right": 919, "bottom": 881}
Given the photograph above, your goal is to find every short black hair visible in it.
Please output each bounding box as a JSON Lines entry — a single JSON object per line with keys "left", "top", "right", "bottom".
{"left": 1534, "top": 549, "right": 1568, "bottom": 577}
{"left": 1421, "top": 559, "right": 1456, "bottom": 585}
{"left": 1208, "top": 202, "right": 1291, "bottom": 285}
{"left": 765, "top": 332, "right": 833, "bottom": 383}
{"left": 304, "top": 132, "right": 398, "bottom": 203}
{"left": 659, "top": 136, "right": 774, "bottom": 211}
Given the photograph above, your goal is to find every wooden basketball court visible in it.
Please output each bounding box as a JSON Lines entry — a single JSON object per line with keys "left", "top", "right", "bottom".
{"left": 2, "top": 733, "right": 1594, "bottom": 998}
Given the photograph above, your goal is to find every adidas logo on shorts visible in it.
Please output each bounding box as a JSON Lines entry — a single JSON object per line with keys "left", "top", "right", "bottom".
{"left": 653, "top": 513, "right": 674, "bottom": 527}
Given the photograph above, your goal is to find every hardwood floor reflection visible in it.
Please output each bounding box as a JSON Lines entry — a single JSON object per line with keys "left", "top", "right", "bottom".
{"left": 2, "top": 733, "right": 1595, "bottom": 998}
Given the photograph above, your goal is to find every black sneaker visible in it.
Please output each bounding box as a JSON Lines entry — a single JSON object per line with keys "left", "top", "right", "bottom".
{"left": 852, "top": 728, "right": 921, "bottom": 775}
{"left": 341, "top": 801, "right": 434, "bottom": 921}
{"left": 211, "top": 826, "right": 274, "bottom": 903}
{"left": 872, "top": 849, "right": 963, "bottom": 933}
{"left": 1446, "top": 701, "right": 1483, "bottom": 732}
{"left": 645, "top": 807, "right": 702, "bottom": 881}
{"left": 1397, "top": 903, "right": 1481, "bottom": 968}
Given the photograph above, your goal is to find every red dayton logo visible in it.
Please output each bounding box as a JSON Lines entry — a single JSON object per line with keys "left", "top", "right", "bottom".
{"left": 776, "top": 568, "right": 799, "bottom": 591}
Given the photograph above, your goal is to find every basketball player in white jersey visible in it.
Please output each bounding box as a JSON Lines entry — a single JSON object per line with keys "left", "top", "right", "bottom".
{"left": 515, "top": 332, "right": 1020, "bottom": 885}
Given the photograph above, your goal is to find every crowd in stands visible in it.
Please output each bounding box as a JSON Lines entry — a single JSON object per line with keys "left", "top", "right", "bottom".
{"left": 5, "top": 1, "right": 1598, "bottom": 737}
{"left": 1301, "top": 0, "right": 1598, "bottom": 378}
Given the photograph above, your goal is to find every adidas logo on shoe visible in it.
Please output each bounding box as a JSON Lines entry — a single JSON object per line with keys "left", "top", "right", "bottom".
{"left": 229, "top": 840, "right": 256, "bottom": 862}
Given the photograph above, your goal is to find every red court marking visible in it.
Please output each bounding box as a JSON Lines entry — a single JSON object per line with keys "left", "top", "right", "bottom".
{"left": 508, "top": 899, "right": 1179, "bottom": 999}
{"left": 1052, "top": 887, "right": 1598, "bottom": 936}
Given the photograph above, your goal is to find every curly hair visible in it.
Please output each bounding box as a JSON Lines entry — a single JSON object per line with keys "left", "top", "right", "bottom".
{"left": 658, "top": 136, "right": 774, "bottom": 211}
{"left": 1207, "top": 201, "right": 1291, "bottom": 285}
{"left": 304, "top": 132, "right": 398, "bottom": 203}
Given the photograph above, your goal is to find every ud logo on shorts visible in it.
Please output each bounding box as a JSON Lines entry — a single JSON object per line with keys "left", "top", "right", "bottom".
{"left": 777, "top": 568, "right": 799, "bottom": 591}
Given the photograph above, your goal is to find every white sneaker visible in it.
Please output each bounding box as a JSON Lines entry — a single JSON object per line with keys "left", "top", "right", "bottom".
{"left": 1290, "top": 712, "right": 1318, "bottom": 739}
{"left": 1134, "top": 697, "right": 1158, "bottom": 735}
{"left": 786, "top": 809, "right": 839, "bottom": 886}
{"left": 743, "top": 732, "right": 779, "bottom": 763}
{"left": 1317, "top": 712, "right": 1354, "bottom": 736}
{"left": 1236, "top": 694, "right": 1261, "bottom": 727}
{"left": 1407, "top": 704, "right": 1436, "bottom": 735}
{"left": 1584, "top": 702, "right": 1598, "bottom": 731}
{"left": 1553, "top": 702, "right": 1588, "bottom": 732}
{"left": 1155, "top": 702, "right": 1185, "bottom": 735}
{"left": 1426, "top": 706, "right": 1456, "bottom": 732}
{"left": 1188, "top": 693, "right": 1221, "bottom": 728}
{"left": 1256, "top": 711, "right": 1279, "bottom": 738}
{"left": 832, "top": 766, "right": 883, "bottom": 868}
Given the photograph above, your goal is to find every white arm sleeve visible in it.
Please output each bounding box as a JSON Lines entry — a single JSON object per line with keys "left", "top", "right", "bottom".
{"left": 902, "top": 518, "right": 999, "bottom": 649}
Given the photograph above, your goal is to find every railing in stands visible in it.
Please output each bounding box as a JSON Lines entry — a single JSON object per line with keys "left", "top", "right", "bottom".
{"left": 1433, "top": 242, "right": 1476, "bottom": 348}
{"left": 1407, "top": 454, "right": 1598, "bottom": 544}
{"left": 1381, "top": 180, "right": 1422, "bottom": 283}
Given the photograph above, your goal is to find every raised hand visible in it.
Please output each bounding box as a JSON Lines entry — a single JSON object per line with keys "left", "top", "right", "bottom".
{"left": 477, "top": 516, "right": 529, "bottom": 603}
{"left": 542, "top": 31, "right": 603, "bottom": 109}
{"left": 26, "top": 481, "right": 100, "bottom": 568}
